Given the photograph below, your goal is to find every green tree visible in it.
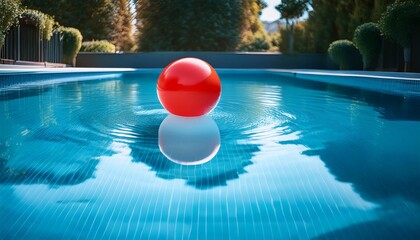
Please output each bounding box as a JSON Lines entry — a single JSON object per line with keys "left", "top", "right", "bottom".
{"left": 380, "top": 0, "right": 420, "bottom": 48}
{"left": 304, "top": 0, "right": 351, "bottom": 53}
{"left": 111, "top": 0, "right": 135, "bottom": 52}
{"left": 380, "top": 0, "right": 420, "bottom": 71}
{"left": 0, "top": 0, "right": 21, "bottom": 48}
{"left": 280, "top": 21, "right": 312, "bottom": 53}
{"left": 135, "top": 0, "right": 243, "bottom": 51}
{"left": 22, "top": 0, "right": 116, "bottom": 41}
{"left": 21, "top": 0, "right": 61, "bottom": 17}
{"left": 350, "top": 0, "right": 394, "bottom": 34}
{"left": 304, "top": 0, "right": 394, "bottom": 53}
{"left": 276, "top": 0, "right": 308, "bottom": 53}
{"left": 238, "top": 0, "right": 271, "bottom": 51}
{"left": 371, "top": 0, "right": 397, "bottom": 20}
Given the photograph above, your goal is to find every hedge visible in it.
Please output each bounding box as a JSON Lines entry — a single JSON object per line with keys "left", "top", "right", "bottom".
{"left": 80, "top": 40, "right": 116, "bottom": 53}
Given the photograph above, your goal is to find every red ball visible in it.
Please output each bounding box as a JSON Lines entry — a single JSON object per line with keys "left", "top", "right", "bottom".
{"left": 157, "top": 58, "right": 221, "bottom": 117}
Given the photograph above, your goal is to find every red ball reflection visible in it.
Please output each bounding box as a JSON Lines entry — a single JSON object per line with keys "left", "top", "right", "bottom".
{"left": 157, "top": 58, "right": 221, "bottom": 117}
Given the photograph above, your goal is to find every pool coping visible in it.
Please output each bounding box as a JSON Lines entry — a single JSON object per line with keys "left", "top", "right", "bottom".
{"left": 270, "top": 69, "right": 420, "bottom": 96}
{"left": 0, "top": 67, "right": 137, "bottom": 75}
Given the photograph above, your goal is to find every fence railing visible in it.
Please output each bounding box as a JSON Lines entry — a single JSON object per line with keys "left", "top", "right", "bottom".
{"left": 1, "top": 25, "right": 63, "bottom": 64}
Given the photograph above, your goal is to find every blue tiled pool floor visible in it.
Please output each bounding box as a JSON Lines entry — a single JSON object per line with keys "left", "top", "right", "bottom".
{"left": 0, "top": 70, "right": 419, "bottom": 239}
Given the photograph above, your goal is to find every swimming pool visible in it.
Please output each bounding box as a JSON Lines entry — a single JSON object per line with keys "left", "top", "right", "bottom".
{"left": 0, "top": 69, "right": 419, "bottom": 239}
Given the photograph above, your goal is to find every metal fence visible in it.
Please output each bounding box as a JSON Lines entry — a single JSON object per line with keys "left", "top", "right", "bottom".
{"left": 1, "top": 25, "right": 63, "bottom": 64}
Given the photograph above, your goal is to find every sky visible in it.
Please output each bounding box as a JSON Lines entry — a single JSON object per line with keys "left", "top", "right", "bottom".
{"left": 260, "top": 0, "right": 281, "bottom": 22}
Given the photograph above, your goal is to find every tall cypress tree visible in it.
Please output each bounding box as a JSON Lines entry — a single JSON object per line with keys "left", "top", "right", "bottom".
{"left": 238, "top": 0, "right": 271, "bottom": 51}
{"left": 111, "top": 0, "right": 135, "bottom": 51}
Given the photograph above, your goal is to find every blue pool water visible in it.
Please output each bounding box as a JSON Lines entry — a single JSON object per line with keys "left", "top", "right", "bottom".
{"left": 0, "top": 70, "right": 419, "bottom": 239}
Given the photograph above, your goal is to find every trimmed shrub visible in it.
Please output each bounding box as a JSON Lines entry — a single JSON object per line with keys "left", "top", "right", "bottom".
{"left": 353, "top": 23, "right": 382, "bottom": 70}
{"left": 20, "top": 9, "right": 55, "bottom": 40}
{"left": 238, "top": 32, "right": 271, "bottom": 52}
{"left": 59, "top": 27, "right": 82, "bottom": 65}
{"left": 379, "top": 0, "right": 420, "bottom": 48}
{"left": 80, "top": 40, "right": 116, "bottom": 53}
{"left": 328, "top": 40, "right": 363, "bottom": 70}
{"left": 0, "top": 0, "right": 21, "bottom": 48}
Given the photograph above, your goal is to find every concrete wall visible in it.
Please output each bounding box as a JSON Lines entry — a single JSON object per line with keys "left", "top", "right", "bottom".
{"left": 76, "top": 52, "right": 337, "bottom": 69}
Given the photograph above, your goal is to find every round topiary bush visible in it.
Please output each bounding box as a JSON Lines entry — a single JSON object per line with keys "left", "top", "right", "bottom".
{"left": 59, "top": 27, "right": 82, "bottom": 66}
{"left": 353, "top": 23, "right": 382, "bottom": 70}
{"left": 379, "top": 0, "right": 420, "bottom": 48}
{"left": 328, "top": 40, "right": 363, "bottom": 70}
{"left": 80, "top": 40, "right": 116, "bottom": 53}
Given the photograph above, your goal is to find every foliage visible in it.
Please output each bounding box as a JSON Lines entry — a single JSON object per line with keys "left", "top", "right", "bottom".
{"left": 81, "top": 40, "right": 116, "bottom": 53}
{"left": 304, "top": 0, "right": 394, "bottom": 53}
{"left": 350, "top": 0, "right": 395, "bottom": 28}
{"left": 276, "top": 0, "right": 308, "bottom": 53}
{"left": 22, "top": 0, "right": 116, "bottom": 41}
{"left": 59, "top": 27, "right": 83, "bottom": 65}
{"left": 240, "top": 0, "right": 267, "bottom": 34}
{"left": 238, "top": 32, "right": 270, "bottom": 52}
{"left": 328, "top": 40, "right": 363, "bottom": 70}
{"left": 238, "top": 0, "right": 271, "bottom": 52}
{"left": 353, "top": 23, "right": 382, "bottom": 70}
{"left": 379, "top": 0, "right": 420, "bottom": 48}
{"left": 268, "top": 31, "right": 281, "bottom": 51}
{"left": 276, "top": 0, "right": 307, "bottom": 21}
{"left": 279, "top": 21, "right": 312, "bottom": 53}
{"left": 21, "top": 0, "right": 60, "bottom": 16}
{"left": 111, "top": 0, "right": 135, "bottom": 52}
{"left": 372, "top": 0, "right": 396, "bottom": 20}
{"left": 135, "top": 0, "right": 243, "bottom": 51}
{"left": 304, "top": 1, "right": 333, "bottom": 52}
{"left": 0, "top": 0, "right": 21, "bottom": 47}
{"left": 19, "top": 9, "right": 55, "bottom": 40}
